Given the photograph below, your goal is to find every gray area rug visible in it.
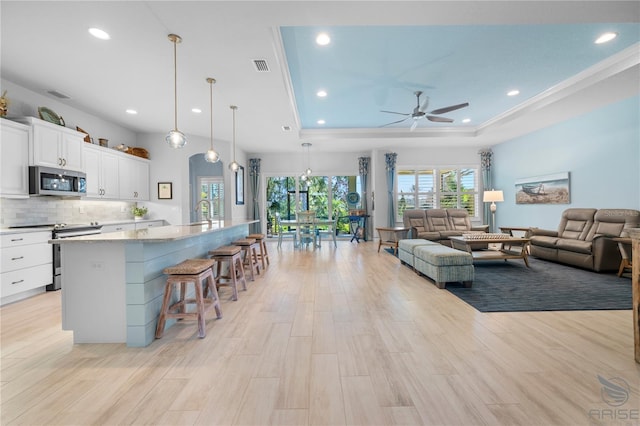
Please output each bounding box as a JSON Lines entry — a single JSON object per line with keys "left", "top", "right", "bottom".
{"left": 444, "top": 257, "right": 631, "bottom": 312}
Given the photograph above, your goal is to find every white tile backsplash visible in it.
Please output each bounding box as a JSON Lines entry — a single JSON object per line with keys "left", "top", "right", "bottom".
{"left": 0, "top": 198, "right": 135, "bottom": 226}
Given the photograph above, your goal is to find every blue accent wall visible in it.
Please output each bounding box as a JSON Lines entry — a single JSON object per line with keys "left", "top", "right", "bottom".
{"left": 492, "top": 95, "right": 639, "bottom": 231}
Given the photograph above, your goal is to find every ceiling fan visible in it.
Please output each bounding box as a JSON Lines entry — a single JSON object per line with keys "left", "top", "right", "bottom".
{"left": 380, "top": 91, "right": 469, "bottom": 131}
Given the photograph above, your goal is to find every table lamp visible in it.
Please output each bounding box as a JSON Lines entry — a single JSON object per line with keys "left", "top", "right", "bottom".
{"left": 483, "top": 189, "right": 504, "bottom": 233}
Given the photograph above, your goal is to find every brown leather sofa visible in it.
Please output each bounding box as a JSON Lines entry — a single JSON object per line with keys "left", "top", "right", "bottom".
{"left": 403, "top": 208, "right": 488, "bottom": 246}
{"left": 529, "top": 208, "right": 640, "bottom": 272}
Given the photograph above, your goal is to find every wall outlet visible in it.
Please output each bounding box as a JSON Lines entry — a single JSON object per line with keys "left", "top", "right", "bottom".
{"left": 79, "top": 206, "right": 85, "bottom": 214}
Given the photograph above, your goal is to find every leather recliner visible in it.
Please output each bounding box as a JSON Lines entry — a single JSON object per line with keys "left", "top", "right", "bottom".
{"left": 529, "top": 208, "right": 640, "bottom": 272}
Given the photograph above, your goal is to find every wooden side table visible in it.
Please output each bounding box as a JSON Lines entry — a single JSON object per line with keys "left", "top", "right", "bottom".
{"left": 612, "top": 237, "right": 632, "bottom": 277}
{"left": 376, "top": 227, "right": 409, "bottom": 255}
{"left": 628, "top": 229, "right": 640, "bottom": 364}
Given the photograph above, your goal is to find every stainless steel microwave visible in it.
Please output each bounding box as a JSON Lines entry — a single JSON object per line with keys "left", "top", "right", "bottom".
{"left": 29, "top": 166, "right": 86, "bottom": 197}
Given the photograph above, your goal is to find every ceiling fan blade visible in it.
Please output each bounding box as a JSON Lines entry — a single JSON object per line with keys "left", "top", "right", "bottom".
{"left": 419, "top": 96, "right": 430, "bottom": 112}
{"left": 427, "top": 115, "right": 454, "bottom": 123}
{"left": 380, "top": 117, "right": 410, "bottom": 127}
{"left": 428, "top": 102, "right": 469, "bottom": 115}
{"left": 410, "top": 119, "right": 419, "bottom": 131}
{"left": 380, "top": 110, "right": 410, "bottom": 116}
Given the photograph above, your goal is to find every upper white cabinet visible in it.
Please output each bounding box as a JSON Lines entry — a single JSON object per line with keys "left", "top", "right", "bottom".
{"left": 84, "top": 144, "right": 120, "bottom": 199}
{"left": 118, "top": 155, "right": 149, "bottom": 201}
{"left": 15, "top": 117, "right": 84, "bottom": 171}
{"left": 0, "top": 120, "right": 30, "bottom": 198}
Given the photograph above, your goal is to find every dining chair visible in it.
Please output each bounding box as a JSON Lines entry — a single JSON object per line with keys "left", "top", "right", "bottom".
{"left": 317, "top": 215, "right": 337, "bottom": 248}
{"left": 276, "top": 213, "right": 297, "bottom": 249}
{"left": 296, "top": 210, "right": 317, "bottom": 249}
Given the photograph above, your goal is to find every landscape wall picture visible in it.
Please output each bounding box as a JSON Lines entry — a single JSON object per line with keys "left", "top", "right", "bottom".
{"left": 515, "top": 172, "right": 570, "bottom": 204}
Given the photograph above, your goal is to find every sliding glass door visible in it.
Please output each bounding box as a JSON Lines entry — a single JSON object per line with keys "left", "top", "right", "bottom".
{"left": 266, "top": 174, "right": 361, "bottom": 238}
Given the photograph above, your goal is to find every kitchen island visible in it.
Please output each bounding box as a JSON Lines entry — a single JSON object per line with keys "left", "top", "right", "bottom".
{"left": 53, "top": 219, "right": 256, "bottom": 347}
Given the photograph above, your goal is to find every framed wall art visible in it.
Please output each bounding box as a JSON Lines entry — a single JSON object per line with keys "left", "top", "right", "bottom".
{"left": 158, "top": 182, "right": 173, "bottom": 200}
{"left": 515, "top": 172, "right": 570, "bottom": 204}
{"left": 235, "top": 166, "right": 245, "bottom": 205}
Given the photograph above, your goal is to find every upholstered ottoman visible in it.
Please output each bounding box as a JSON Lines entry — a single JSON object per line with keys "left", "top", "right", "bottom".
{"left": 398, "top": 239, "right": 439, "bottom": 269}
{"left": 414, "top": 244, "right": 474, "bottom": 289}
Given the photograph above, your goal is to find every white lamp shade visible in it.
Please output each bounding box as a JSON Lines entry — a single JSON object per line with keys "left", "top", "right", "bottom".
{"left": 483, "top": 190, "right": 504, "bottom": 203}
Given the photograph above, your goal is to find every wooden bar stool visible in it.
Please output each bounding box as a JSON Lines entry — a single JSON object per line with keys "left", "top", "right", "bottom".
{"left": 233, "top": 238, "right": 261, "bottom": 281}
{"left": 247, "top": 233, "right": 270, "bottom": 270}
{"left": 155, "top": 258, "right": 222, "bottom": 339}
{"left": 208, "top": 245, "right": 247, "bottom": 300}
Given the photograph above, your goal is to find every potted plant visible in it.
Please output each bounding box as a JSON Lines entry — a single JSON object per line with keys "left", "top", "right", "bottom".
{"left": 131, "top": 205, "right": 148, "bottom": 220}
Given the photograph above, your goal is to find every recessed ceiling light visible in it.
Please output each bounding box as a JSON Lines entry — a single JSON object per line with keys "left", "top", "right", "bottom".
{"left": 595, "top": 32, "right": 617, "bottom": 44}
{"left": 126, "top": 109, "right": 137, "bottom": 115}
{"left": 192, "top": 108, "right": 202, "bottom": 113}
{"left": 88, "top": 28, "right": 110, "bottom": 40}
{"left": 316, "top": 90, "right": 327, "bottom": 98}
{"left": 316, "top": 33, "right": 331, "bottom": 46}
{"left": 507, "top": 89, "right": 520, "bottom": 97}
{"left": 462, "top": 118, "right": 471, "bottom": 123}
{"left": 317, "top": 119, "right": 326, "bottom": 125}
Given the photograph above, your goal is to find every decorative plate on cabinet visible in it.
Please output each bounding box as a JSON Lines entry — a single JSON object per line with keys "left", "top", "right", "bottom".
{"left": 38, "top": 106, "right": 65, "bottom": 126}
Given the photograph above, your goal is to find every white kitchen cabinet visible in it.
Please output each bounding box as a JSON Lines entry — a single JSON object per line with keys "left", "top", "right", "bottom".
{"left": 84, "top": 145, "right": 119, "bottom": 199}
{"left": 15, "top": 117, "right": 84, "bottom": 171}
{"left": 101, "top": 223, "right": 136, "bottom": 233}
{"left": 0, "top": 120, "right": 29, "bottom": 198}
{"left": 118, "top": 155, "right": 149, "bottom": 201}
{"left": 0, "top": 231, "right": 52, "bottom": 302}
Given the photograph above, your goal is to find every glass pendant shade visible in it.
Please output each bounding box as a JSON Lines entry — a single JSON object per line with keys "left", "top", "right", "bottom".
{"left": 301, "top": 142, "right": 312, "bottom": 177}
{"left": 166, "top": 34, "right": 187, "bottom": 148}
{"left": 204, "top": 77, "right": 220, "bottom": 163}
{"left": 205, "top": 149, "right": 219, "bottom": 163}
{"left": 229, "top": 160, "right": 240, "bottom": 172}
{"left": 166, "top": 129, "right": 187, "bottom": 149}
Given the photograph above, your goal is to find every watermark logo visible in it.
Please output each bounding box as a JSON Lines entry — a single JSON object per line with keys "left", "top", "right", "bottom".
{"left": 588, "top": 375, "right": 639, "bottom": 422}
{"left": 597, "top": 375, "right": 630, "bottom": 406}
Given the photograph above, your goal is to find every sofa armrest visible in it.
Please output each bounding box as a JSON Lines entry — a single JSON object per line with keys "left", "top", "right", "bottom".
{"left": 592, "top": 235, "right": 622, "bottom": 272}
{"left": 471, "top": 224, "right": 489, "bottom": 232}
{"left": 530, "top": 228, "right": 557, "bottom": 237}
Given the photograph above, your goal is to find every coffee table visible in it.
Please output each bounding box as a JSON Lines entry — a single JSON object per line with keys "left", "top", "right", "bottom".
{"left": 449, "top": 234, "right": 531, "bottom": 267}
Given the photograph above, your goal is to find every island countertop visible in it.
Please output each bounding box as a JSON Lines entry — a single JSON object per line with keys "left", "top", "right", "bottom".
{"left": 51, "top": 219, "right": 257, "bottom": 243}
{"left": 57, "top": 218, "right": 257, "bottom": 347}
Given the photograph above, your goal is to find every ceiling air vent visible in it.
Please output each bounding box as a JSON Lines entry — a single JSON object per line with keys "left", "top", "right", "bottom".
{"left": 47, "top": 90, "right": 71, "bottom": 99}
{"left": 252, "top": 59, "right": 270, "bottom": 72}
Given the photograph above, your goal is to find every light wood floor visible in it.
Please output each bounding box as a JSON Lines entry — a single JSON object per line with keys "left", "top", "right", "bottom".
{"left": 1, "top": 240, "right": 638, "bottom": 425}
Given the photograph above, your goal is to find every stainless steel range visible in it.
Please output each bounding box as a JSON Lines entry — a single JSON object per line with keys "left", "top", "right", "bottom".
{"left": 50, "top": 223, "right": 102, "bottom": 290}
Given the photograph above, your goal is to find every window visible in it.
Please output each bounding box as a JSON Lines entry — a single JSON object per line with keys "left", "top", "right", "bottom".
{"left": 265, "top": 174, "right": 361, "bottom": 237}
{"left": 396, "top": 168, "right": 478, "bottom": 222}
{"left": 197, "top": 177, "right": 224, "bottom": 221}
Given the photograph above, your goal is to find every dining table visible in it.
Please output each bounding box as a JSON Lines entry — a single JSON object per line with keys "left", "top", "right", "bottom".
{"left": 279, "top": 218, "right": 337, "bottom": 248}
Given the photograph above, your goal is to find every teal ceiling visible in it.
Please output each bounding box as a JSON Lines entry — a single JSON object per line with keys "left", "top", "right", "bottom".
{"left": 281, "top": 24, "right": 640, "bottom": 130}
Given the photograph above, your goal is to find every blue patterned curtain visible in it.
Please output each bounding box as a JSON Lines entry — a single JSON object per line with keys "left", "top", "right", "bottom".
{"left": 385, "top": 152, "right": 397, "bottom": 227}
{"left": 479, "top": 149, "right": 493, "bottom": 226}
{"left": 358, "top": 157, "right": 370, "bottom": 240}
{"left": 249, "top": 158, "right": 261, "bottom": 233}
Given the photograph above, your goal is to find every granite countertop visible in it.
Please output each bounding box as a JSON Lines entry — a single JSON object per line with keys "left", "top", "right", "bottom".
{"left": 0, "top": 219, "right": 163, "bottom": 236}
{"left": 50, "top": 219, "right": 258, "bottom": 243}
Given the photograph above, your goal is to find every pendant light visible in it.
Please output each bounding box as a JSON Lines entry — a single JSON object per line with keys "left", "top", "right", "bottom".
{"left": 204, "top": 78, "right": 220, "bottom": 163}
{"left": 166, "top": 34, "right": 187, "bottom": 148}
{"left": 300, "top": 142, "right": 312, "bottom": 181}
{"left": 228, "top": 105, "right": 240, "bottom": 171}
